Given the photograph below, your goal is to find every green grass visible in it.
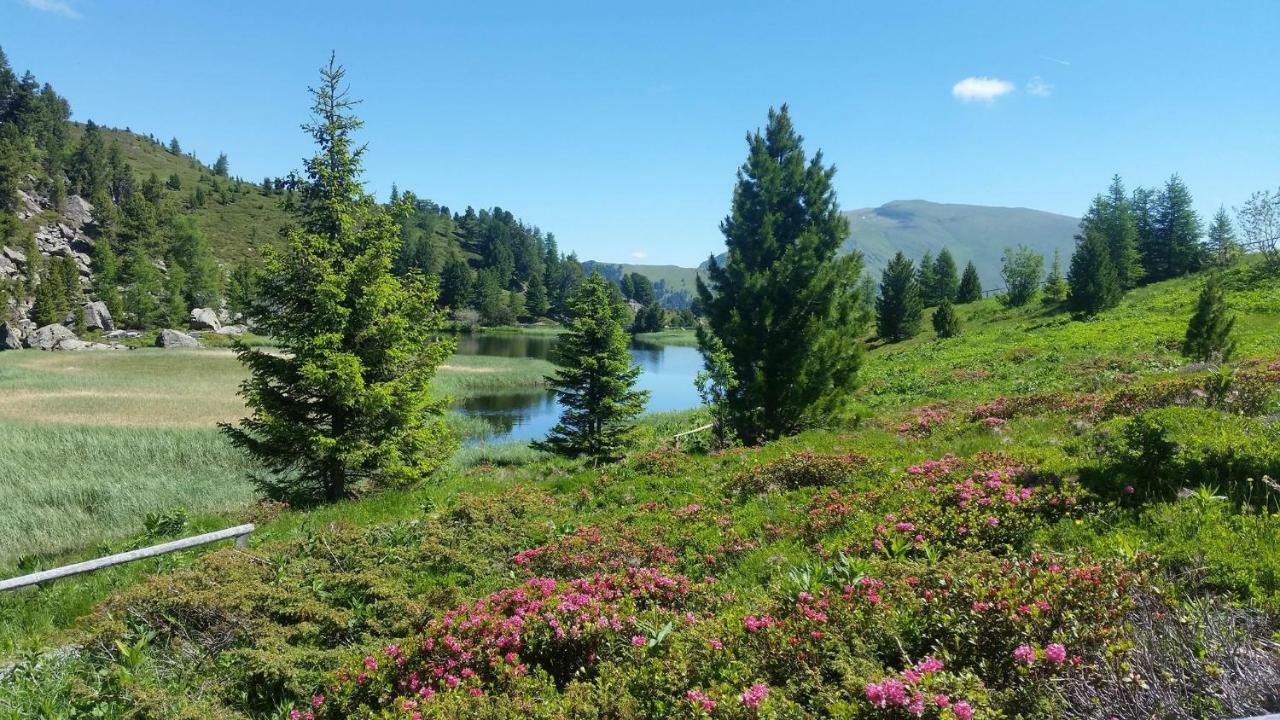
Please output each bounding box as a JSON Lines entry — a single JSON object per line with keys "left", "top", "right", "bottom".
{"left": 0, "top": 349, "right": 553, "bottom": 566}
{"left": 634, "top": 328, "right": 698, "bottom": 346}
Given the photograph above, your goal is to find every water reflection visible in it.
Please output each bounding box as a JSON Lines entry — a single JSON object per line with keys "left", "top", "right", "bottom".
{"left": 453, "top": 334, "right": 701, "bottom": 445}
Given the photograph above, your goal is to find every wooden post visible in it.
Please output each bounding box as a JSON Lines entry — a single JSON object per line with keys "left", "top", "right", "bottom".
{"left": 0, "top": 523, "right": 255, "bottom": 593}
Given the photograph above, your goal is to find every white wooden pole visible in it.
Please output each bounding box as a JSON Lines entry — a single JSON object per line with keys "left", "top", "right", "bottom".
{"left": 0, "top": 523, "right": 255, "bottom": 592}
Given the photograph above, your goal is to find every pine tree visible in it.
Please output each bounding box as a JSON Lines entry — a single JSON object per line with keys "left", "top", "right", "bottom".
{"left": 1042, "top": 249, "right": 1068, "bottom": 305}
{"left": 168, "top": 137, "right": 181, "bottom": 154}
{"left": 163, "top": 262, "right": 188, "bottom": 327}
{"left": 212, "top": 152, "right": 229, "bottom": 177}
{"left": 876, "top": 251, "right": 923, "bottom": 342}
{"left": 932, "top": 248, "right": 959, "bottom": 303}
{"left": 1181, "top": 275, "right": 1236, "bottom": 362}
{"left": 222, "top": 55, "right": 455, "bottom": 504}
{"left": 30, "top": 278, "right": 60, "bottom": 326}
{"left": 956, "top": 261, "right": 982, "bottom": 303}
{"left": 1066, "top": 227, "right": 1121, "bottom": 318}
{"left": 931, "top": 299, "right": 960, "bottom": 338}
{"left": 169, "top": 216, "right": 222, "bottom": 308}
{"left": 695, "top": 106, "right": 865, "bottom": 444}
{"left": 916, "top": 250, "right": 938, "bottom": 306}
{"left": 122, "top": 244, "right": 163, "bottom": 328}
{"left": 534, "top": 273, "right": 648, "bottom": 462}
{"left": 1143, "top": 175, "right": 1203, "bottom": 282}
{"left": 91, "top": 234, "right": 124, "bottom": 321}
{"left": 1206, "top": 207, "right": 1240, "bottom": 267}
{"left": 1102, "top": 176, "right": 1143, "bottom": 288}
{"left": 525, "top": 275, "right": 550, "bottom": 317}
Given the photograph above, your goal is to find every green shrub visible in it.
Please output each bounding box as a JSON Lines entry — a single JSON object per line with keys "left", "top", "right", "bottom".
{"left": 728, "top": 451, "right": 872, "bottom": 496}
{"left": 1094, "top": 406, "right": 1280, "bottom": 506}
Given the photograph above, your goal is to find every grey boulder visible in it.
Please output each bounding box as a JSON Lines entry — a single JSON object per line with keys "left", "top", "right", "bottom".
{"left": 26, "top": 324, "right": 77, "bottom": 351}
{"left": 82, "top": 301, "right": 115, "bottom": 331}
{"left": 0, "top": 322, "right": 22, "bottom": 351}
{"left": 156, "top": 329, "right": 200, "bottom": 349}
{"left": 188, "top": 307, "right": 221, "bottom": 331}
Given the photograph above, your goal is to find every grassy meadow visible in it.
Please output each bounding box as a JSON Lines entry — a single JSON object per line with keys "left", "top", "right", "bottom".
{"left": 0, "top": 266, "right": 1278, "bottom": 718}
{"left": 0, "top": 348, "right": 554, "bottom": 566}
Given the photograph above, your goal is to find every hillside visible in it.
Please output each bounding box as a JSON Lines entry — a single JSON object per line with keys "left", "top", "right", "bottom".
{"left": 695, "top": 200, "right": 1081, "bottom": 290}
{"left": 69, "top": 124, "right": 292, "bottom": 265}
{"left": 3, "top": 261, "right": 1278, "bottom": 718}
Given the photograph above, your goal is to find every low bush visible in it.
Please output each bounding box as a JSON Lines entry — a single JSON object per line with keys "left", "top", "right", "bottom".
{"left": 1093, "top": 406, "right": 1280, "bottom": 507}
{"left": 728, "top": 451, "right": 872, "bottom": 496}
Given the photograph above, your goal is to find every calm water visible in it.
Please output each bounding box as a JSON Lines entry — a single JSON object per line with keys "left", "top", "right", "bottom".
{"left": 453, "top": 333, "right": 702, "bottom": 445}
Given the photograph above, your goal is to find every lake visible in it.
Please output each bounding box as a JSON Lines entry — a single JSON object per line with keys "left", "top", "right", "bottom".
{"left": 453, "top": 333, "right": 702, "bottom": 445}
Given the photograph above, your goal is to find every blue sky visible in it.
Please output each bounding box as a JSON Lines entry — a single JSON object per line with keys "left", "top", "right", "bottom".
{"left": 3, "top": 0, "right": 1277, "bottom": 266}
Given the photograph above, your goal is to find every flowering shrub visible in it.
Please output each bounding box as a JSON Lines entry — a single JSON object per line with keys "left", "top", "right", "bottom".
{"left": 313, "top": 568, "right": 694, "bottom": 717}
{"left": 857, "top": 657, "right": 992, "bottom": 719}
{"left": 728, "top": 451, "right": 872, "bottom": 496}
{"left": 897, "top": 405, "right": 949, "bottom": 438}
{"left": 628, "top": 446, "right": 690, "bottom": 476}
{"left": 510, "top": 526, "right": 679, "bottom": 577}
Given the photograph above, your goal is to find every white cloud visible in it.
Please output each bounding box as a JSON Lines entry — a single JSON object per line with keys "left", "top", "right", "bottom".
{"left": 23, "top": 0, "right": 81, "bottom": 18}
{"left": 1026, "top": 76, "right": 1053, "bottom": 97}
{"left": 629, "top": 250, "right": 648, "bottom": 260}
{"left": 951, "top": 76, "right": 1014, "bottom": 103}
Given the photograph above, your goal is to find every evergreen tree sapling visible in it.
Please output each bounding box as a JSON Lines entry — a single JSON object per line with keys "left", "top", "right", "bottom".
{"left": 222, "top": 55, "right": 456, "bottom": 504}
{"left": 695, "top": 105, "right": 865, "bottom": 444}
{"left": 1181, "top": 274, "right": 1237, "bottom": 362}
{"left": 1206, "top": 207, "right": 1240, "bottom": 267}
{"left": 876, "top": 251, "right": 923, "bottom": 342}
{"left": 931, "top": 299, "right": 961, "bottom": 338}
{"left": 956, "top": 261, "right": 982, "bottom": 303}
{"left": 535, "top": 273, "right": 648, "bottom": 462}
{"left": 1042, "top": 249, "right": 1068, "bottom": 305}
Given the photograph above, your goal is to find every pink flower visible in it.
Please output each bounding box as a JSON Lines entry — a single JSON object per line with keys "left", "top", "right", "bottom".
{"left": 363, "top": 655, "right": 378, "bottom": 671}
{"left": 985, "top": 516, "right": 999, "bottom": 527}
{"left": 1013, "top": 644, "right": 1036, "bottom": 665}
{"left": 1124, "top": 485, "right": 1135, "bottom": 494}
{"left": 687, "top": 689, "right": 717, "bottom": 712}
{"left": 953, "top": 700, "right": 975, "bottom": 720}
{"left": 1045, "top": 643, "right": 1067, "bottom": 664}
{"left": 933, "top": 693, "right": 950, "bottom": 708}
{"left": 311, "top": 694, "right": 325, "bottom": 708}
{"left": 740, "top": 683, "right": 769, "bottom": 709}
{"left": 631, "top": 635, "right": 647, "bottom": 647}
{"left": 708, "top": 639, "right": 724, "bottom": 650}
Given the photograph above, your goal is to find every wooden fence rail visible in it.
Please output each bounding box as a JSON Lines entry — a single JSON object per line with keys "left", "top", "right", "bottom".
{"left": 0, "top": 523, "right": 255, "bottom": 593}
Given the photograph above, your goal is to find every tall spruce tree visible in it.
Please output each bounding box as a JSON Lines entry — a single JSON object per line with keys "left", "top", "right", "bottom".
{"left": 1181, "top": 275, "right": 1236, "bottom": 362}
{"left": 1143, "top": 174, "right": 1203, "bottom": 281}
{"left": 1206, "top": 207, "right": 1240, "bottom": 267}
{"left": 222, "top": 55, "right": 455, "bottom": 504}
{"left": 956, "top": 261, "right": 982, "bottom": 303}
{"left": 90, "top": 234, "right": 124, "bottom": 321}
{"left": 932, "top": 248, "right": 959, "bottom": 303}
{"left": 1066, "top": 227, "right": 1121, "bottom": 318}
{"left": 535, "top": 273, "right": 648, "bottom": 462}
{"left": 1102, "top": 176, "right": 1143, "bottom": 288}
{"left": 876, "top": 251, "right": 923, "bottom": 342}
{"left": 695, "top": 105, "right": 865, "bottom": 444}
{"left": 916, "top": 250, "right": 938, "bottom": 306}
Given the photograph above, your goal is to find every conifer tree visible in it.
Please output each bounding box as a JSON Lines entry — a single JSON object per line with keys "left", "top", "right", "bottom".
{"left": 932, "top": 248, "right": 959, "bottom": 304}
{"left": 916, "top": 250, "right": 938, "bottom": 306}
{"left": 1206, "top": 207, "right": 1240, "bottom": 267}
{"left": 1142, "top": 175, "right": 1203, "bottom": 281}
{"left": 30, "top": 278, "right": 60, "bottom": 326}
{"left": 534, "top": 273, "right": 648, "bottom": 462}
{"left": 956, "top": 261, "right": 982, "bottom": 303}
{"left": 876, "top": 251, "right": 923, "bottom": 342}
{"left": 931, "top": 299, "right": 960, "bottom": 338}
{"left": 168, "top": 137, "right": 181, "bottom": 154}
{"left": 1042, "top": 249, "right": 1068, "bottom": 305}
{"left": 222, "top": 55, "right": 456, "bottom": 503}
{"left": 1066, "top": 227, "right": 1121, "bottom": 318}
{"left": 695, "top": 105, "right": 865, "bottom": 444}
{"left": 91, "top": 234, "right": 124, "bottom": 321}
{"left": 212, "top": 152, "right": 229, "bottom": 177}
{"left": 163, "top": 263, "right": 188, "bottom": 327}
{"left": 122, "top": 244, "right": 163, "bottom": 328}
{"left": 1181, "top": 275, "right": 1236, "bottom": 362}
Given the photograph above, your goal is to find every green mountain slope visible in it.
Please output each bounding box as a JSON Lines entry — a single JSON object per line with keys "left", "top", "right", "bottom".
{"left": 844, "top": 200, "right": 1079, "bottom": 288}
{"left": 694, "top": 200, "right": 1081, "bottom": 290}
{"left": 70, "top": 124, "right": 292, "bottom": 265}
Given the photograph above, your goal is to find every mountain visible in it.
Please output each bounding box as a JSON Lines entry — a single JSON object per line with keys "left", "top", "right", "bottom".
{"left": 840, "top": 200, "right": 1079, "bottom": 289}
{"left": 691, "top": 200, "right": 1080, "bottom": 291}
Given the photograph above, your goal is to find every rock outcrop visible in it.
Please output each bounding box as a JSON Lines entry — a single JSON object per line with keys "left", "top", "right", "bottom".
{"left": 188, "top": 307, "right": 221, "bottom": 331}
{"left": 156, "top": 328, "right": 200, "bottom": 349}
{"left": 82, "top": 301, "right": 115, "bottom": 331}
{"left": 0, "top": 322, "right": 21, "bottom": 351}
{"left": 26, "top": 323, "right": 77, "bottom": 351}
